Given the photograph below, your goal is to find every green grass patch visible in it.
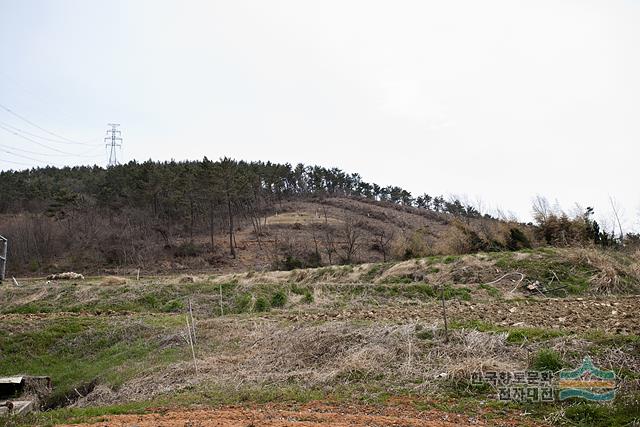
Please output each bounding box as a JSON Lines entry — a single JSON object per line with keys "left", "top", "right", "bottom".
{"left": 478, "top": 283, "right": 501, "bottom": 298}
{"left": 450, "top": 320, "right": 567, "bottom": 344}
{"left": 491, "top": 249, "right": 592, "bottom": 295}
{"left": 561, "top": 396, "right": 640, "bottom": 427}
{"left": 0, "top": 316, "right": 186, "bottom": 408}
{"left": 530, "top": 349, "right": 565, "bottom": 372}
{"left": 271, "top": 290, "right": 288, "bottom": 308}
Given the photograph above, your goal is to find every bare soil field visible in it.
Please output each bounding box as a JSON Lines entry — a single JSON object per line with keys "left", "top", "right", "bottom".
{"left": 62, "top": 402, "right": 539, "bottom": 427}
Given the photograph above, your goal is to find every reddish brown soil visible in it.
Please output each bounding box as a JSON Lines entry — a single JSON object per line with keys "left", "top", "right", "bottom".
{"left": 62, "top": 402, "right": 542, "bottom": 427}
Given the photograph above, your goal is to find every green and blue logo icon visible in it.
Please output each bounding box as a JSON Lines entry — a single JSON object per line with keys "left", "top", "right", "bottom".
{"left": 558, "top": 357, "right": 616, "bottom": 401}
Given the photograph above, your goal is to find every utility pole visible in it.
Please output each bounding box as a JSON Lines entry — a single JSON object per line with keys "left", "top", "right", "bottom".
{"left": 104, "top": 123, "right": 122, "bottom": 167}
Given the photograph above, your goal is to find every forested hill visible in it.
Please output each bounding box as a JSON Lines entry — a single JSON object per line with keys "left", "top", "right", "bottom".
{"left": 0, "top": 158, "right": 502, "bottom": 275}
{"left": 0, "top": 158, "right": 482, "bottom": 217}
{"left": 0, "top": 158, "right": 618, "bottom": 276}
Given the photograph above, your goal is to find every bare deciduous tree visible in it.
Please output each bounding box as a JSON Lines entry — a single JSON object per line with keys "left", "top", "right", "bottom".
{"left": 322, "top": 228, "right": 337, "bottom": 265}
{"left": 341, "top": 219, "right": 361, "bottom": 264}
{"left": 374, "top": 229, "right": 394, "bottom": 262}
{"left": 532, "top": 195, "right": 552, "bottom": 224}
{"left": 609, "top": 195, "right": 625, "bottom": 244}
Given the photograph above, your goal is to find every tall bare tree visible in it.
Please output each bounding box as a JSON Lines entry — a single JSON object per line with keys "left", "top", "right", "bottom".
{"left": 374, "top": 229, "right": 394, "bottom": 262}
{"left": 609, "top": 196, "right": 625, "bottom": 244}
{"left": 341, "top": 219, "right": 361, "bottom": 264}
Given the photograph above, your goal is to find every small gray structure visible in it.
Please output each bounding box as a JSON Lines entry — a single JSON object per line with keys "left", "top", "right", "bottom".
{"left": 0, "top": 376, "right": 51, "bottom": 416}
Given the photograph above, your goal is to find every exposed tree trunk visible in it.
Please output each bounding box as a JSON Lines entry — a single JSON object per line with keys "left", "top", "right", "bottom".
{"left": 209, "top": 200, "right": 215, "bottom": 252}
{"left": 189, "top": 198, "right": 195, "bottom": 241}
{"left": 227, "top": 189, "right": 235, "bottom": 258}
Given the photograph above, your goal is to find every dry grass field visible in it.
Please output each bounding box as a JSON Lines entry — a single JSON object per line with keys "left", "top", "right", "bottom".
{"left": 1, "top": 247, "right": 639, "bottom": 426}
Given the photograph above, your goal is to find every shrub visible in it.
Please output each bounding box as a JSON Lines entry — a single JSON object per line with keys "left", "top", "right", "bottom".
{"left": 393, "top": 229, "right": 430, "bottom": 260}
{"left": 530, "top": 349, "right": 564, "bottom": 372}
{"left": 302, "top": 290, "right": 314, "bottom": 304}
{"left": 235, "top": 293, "right": 252, "bottom": 313}
{"left": 279, "top": 255, "right": 305, "bottom": 271}
{"left": 416, "top": 329, "right": 434, "bottom": 340}
{"left": 507, "top": 227, "right": 532, "bottom": 250}
{"left": 271, "top": 290, "right": 287, "bottom": 308}
{"left": 254, "top": 297, "right": 270, "bottom": 312}
{"left": 564, "top": 404, "right": 608, "bottom": 425}
{"left": 174, "top": 241, "right": 202, "bottom": 258}
{"left": 304, "top": 252, "right": 322, "bottom": 268}
{"left": 160, "top": 299, "right": 184, "bottom": 312}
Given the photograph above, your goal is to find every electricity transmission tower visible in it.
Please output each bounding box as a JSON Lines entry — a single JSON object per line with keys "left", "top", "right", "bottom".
{"left": 104, "top": 123, "right": 123, "bottom": 167}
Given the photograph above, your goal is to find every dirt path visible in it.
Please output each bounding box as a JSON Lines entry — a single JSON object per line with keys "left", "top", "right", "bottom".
{"left": 62, "top": 403, "right": 538, "bottom": 427}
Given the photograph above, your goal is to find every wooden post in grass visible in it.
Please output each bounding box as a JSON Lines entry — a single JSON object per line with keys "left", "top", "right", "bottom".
{"left": 188, "top": 298, "right": 197, "bottom": 344}
{"left": 219, "top": 284, "right": 224, "bottom": 316}
{"left": 441, "top": 284, "right": 449, "bottom": 343}
{"left": 0, "top": 235, "right": 7, "bottom": 284}
{"left": 185, "top": 313, "right": 198, "bottom": 375}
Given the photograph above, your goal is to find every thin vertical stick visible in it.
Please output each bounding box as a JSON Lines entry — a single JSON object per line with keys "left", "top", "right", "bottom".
{"left": 0, "top": 235, "right": 7, "bottom": 284}
{"left": 136, "top": 268, "right": 140, "bottom": 281}
{"left": 441, "top": 285, "right": 449, "bottom": 343}
{"left": 185, "top": 313, "right": 198, "bottom": 375}
{"left": 188, "top": 298, "right": 197, "bottom": 345}
{"left": 219, "top": 284, "right": 224, "bottom": 316}
{"left": 407, "top": 333, "right": 412, "bottom": 373}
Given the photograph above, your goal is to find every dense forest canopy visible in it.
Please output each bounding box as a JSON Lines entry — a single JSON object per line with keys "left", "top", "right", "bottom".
{"left": 0, "top": 158, "right": 483, "bottom": 217}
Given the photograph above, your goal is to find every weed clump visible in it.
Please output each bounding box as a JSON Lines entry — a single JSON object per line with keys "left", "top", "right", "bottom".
{"left": 174, "top": 241, "right": 202, "bottom": 258}
{"left": 254, "top": 297, "right": 270, "bottom": 312}
{"left": 302, "top": 290, "right": 314, "bottom": 304}
{"left": 160, "top": 299, "right": 183, "bottom": 312}
{"left": 271, "top": 290, "right": 287, "bottom": 308}
{"left": 235, "top": 293, "right": 253, "bottom": 313}
{"left": 530, "top": 349, "right": 564, "bottom": 372}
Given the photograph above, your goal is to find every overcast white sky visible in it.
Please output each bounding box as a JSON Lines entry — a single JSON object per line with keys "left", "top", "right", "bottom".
{"left": 0, "top": 0, "right": 638, "bottom": 229}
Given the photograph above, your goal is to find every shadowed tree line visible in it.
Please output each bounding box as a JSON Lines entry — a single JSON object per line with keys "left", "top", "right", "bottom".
{"left": 0, "top": 157, "right": 488, "bottom": 244}
{"left": 0, "top": 158, "right": 486, "bottom": 218}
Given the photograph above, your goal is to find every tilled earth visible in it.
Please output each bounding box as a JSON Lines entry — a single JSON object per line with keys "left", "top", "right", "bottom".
{"left": 277, "top": 295, "right": 640, "bottom": 334}
{"left": 3, "top": 295, "right": 638, "bottom": 334}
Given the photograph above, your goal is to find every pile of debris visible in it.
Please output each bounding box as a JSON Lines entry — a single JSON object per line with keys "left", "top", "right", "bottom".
{"left": 46, "top": 272, "right": 84, "bottom": 280}
{"left": 0, "top": 376, "right": 51, "bottom": 416}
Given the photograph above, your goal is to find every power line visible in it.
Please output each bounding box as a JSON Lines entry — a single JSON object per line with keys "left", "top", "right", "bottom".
{"left": 0, "top": 119, "right": 102, "bottom": 146}
{"left": 0, "top": 158, "right": 34, "bottom": 167}
{"left": 0, "top": 102, "right": 97, "bottom": 146}
{"left": 0, "top": 143, "right": 102, "bottom": 159}
{"left": 0, "top": 70, "right": 84, "bottom": 126}
{"left": 1, "top": 147, "right": 58, "bottom": 165}
{"left": 0, "top": 123, "right": 101, "bottom": 157}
